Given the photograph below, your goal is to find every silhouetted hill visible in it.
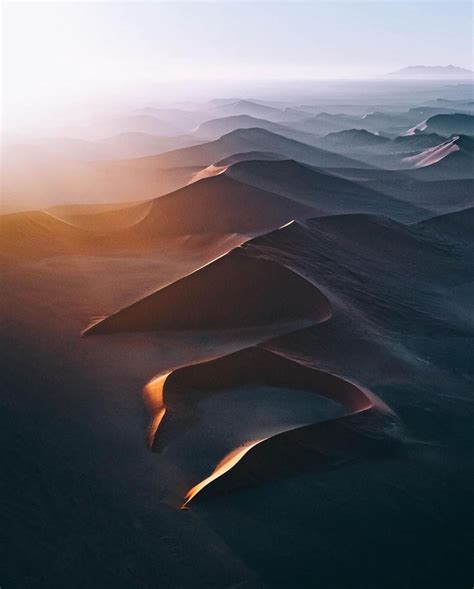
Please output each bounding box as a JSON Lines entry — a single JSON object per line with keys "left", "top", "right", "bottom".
{"left": 388, "top": 65, "right": 473, "bottom": 79}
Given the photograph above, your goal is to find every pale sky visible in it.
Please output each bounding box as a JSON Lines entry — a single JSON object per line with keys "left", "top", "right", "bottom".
{"left": 2, "top": 1, "right": 473, "bottom": 127}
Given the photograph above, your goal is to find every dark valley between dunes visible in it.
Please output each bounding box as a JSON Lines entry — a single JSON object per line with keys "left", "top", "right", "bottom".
{"left": 2, "top": 75, "right": 474, "bottom": 588}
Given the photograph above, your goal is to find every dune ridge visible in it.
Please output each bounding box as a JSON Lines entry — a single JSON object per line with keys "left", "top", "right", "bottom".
{"left": 82, "top": 213, "right": 439, "bottom": 504}
{"left": 403, "top": 136, "right": 460, "bottom": 168}
{"left": 82, "top": 242, "right": 332, "bottom": 335}
{"left": 0, "top": 173, "right": 317, "bottom": 260}
{"left": 141, "top": 347, "right": 395, "bottom": 506}
{"left": 222, "top": 158, "right": 427, "bottom": 221}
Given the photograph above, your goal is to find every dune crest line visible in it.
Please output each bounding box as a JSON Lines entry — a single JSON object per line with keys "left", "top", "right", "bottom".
{"left": 82, "top": 215, "right": 405, "bottom": 504}
{"left": 143, "top": 347, "right": 396, "bottom": 505}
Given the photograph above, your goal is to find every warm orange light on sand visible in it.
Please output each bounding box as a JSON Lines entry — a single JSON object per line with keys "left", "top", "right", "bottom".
{"left": 187, "top": 165, "right": 229, "bottom": 185}
{"left": 182, "top": 439, "right": 266, "bottom": 508}
{"left": 143, "top": 372, "right": 171, "bottom": 448}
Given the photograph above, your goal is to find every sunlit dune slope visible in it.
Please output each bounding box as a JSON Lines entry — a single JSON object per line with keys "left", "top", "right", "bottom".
{"left": 0, "top": 174, "right": 316, "bottom": 258}
{"left": 0, "top": 210, "right": 89, "bottom": 258}
{"left": 404, "top": 138, "right": 474, "bottom": 180}
{"left": 402, "top": 136, "right": 460, "bottom": 168}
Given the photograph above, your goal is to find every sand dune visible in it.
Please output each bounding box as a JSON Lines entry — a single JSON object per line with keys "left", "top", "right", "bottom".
{"left": 321, "top": 129, "right": 391, "bottom": 148}
{"left": 403, "top": 136, "right": 461, "bottom": 168}
{"left": 131, "top": 174, "right": 317, "bottom": 236}
{"left": 187, "top": 164, "right": 228, "bottom": 184}
{"left": 318, "top": 129, "right": 447, "bottom": 156}
{"left": 0, "top": 202, "right": 250, "bottom": 264}
{"left": 224, "top": 158, "right": 427, "bottom": 221}
{"left": 404, "top": 119, "right": 428, "bottom": 136}
{"left": 135, "top": 127, "right": 373, "bottom": 170}
{"left": 210, "top": 99, "right": 308, "bottom": 123}
{"left": 83, "top": 243, "right": 332, "bottom": 334}
{"left": 290, "top": 108, "right": 445, "bottom": 137}
{"left": 405, "top": 140, "right": 474, "bottom": 180}
{"left": 0, "top": 210, "right": 91, "bottom": 258}
{"left": 81, "top": 208, "right": 466, "bottom": 503}
{"left": 405, "top": 113, "right": 474, "bottom": 137}
{"left": 0, "top": 173, "right": 317, "bottom": 260}
{"left": 2, "top": 127, "right": 377, "bottom": 213}
{"left": 4, "top": 82, "right": 474, "bottom": 589}
{"left": 141, "top": 347, "right": 395, "bottom": 505}
{"left": 215, "top": 150, "right": 285, "bottom": 166}
{"left": 415, "top": 206, "right": 474, "bottom": 244}
{"left": 194, "top": 114, "right": 296, "bottom": 138}
{"left": 346, "top": 176, "right": 473, "bottom": 215}
{"left": 392, "top": 132, "right": 448, "bottom": 150}
{"left": 194, "top": 114, "right": 320, "bottom": 146}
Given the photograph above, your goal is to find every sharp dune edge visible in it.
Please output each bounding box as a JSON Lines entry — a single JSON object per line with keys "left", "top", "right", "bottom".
{"left": 187, "top": 164, "right": 229, "bottom": 184}
{"left": 142, "top": 347, "right": 395, "bottom": 506}
{"left": 402, "top": 136, "right": 460, "bottom": 168}
{"left": 82, "top": 241, "right": 332, "bottom": 334}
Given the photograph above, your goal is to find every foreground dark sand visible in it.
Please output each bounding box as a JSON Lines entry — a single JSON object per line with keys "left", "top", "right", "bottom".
{"left": 2, "top": 199, "right": 473, "bottom": 587}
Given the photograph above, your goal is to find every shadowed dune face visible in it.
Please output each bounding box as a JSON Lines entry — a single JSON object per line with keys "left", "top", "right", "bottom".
{"left": 420, "top": 113, "right": 474, "bottom": 136}
{"left": 83, "top": 247, "right": 332, "bottom": 334}
{"left": 138, "top": 127, "right": 373, "bottom": 171}
{"left": 223, "top": 158, "right": 427, "bottom": 221}
{"left": 415, "top": 206, "right": 474, "bottom": 244}
{"left": 118, "top": 174, "right": 317, "bottom": 236}
{"left": 141, "top": 347, "right": 396, "bottom": 505}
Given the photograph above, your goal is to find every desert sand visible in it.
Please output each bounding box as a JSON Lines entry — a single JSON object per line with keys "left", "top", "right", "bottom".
{"left": 2, "top": 81, "right": 473, "bottom": 588}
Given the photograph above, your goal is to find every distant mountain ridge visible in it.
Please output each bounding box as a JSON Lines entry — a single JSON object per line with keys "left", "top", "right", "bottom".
{"left": 388, "top": 65, "right": 473, "bottom": 79}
